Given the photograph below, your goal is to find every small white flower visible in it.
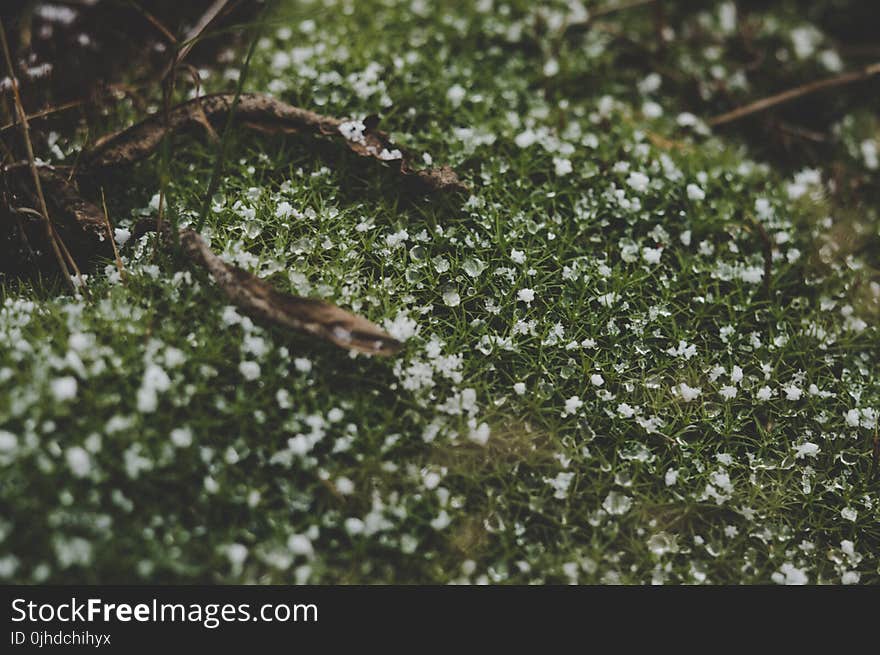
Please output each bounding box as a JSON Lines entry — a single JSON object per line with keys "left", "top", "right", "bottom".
{"left": 513, "top": 382, "right": 526, "bottom": 396}
{"left": 275, "top": 201, "right": 294, "bottom": 219}
{"left": 617, "top": 403, "right": 635, "bottom": 418}
{"left": 686, "top": 183, "right": 706, "bottom": 201}
{"left": 547, "top": 471, "right": 574, "bottom": 499}
{"left": 51, "top": 376, "right": 78, "bottom": 402}
{"left": 602, "top": 491, "right": 632, "bottom": 515}
{"left": 170, "top": 427, "right": 193, "bottom": 448}
{"left": 841, "top": 571, "right": 860, "bottom": 585}
{"left": 642, "top": 101, "right": 663, "bottom": 118}
{"left": 446, "top": 83, "right": 466, "bottom": 107}
{"left": 384, "top": 312, "right": 419, "bottom": 341}
{"left": 442, "top": 289, "right": 461, "bottom": 307}
{"left": 677, "top": 383, "right": 701, "bottom": 402}
{"left": 287, "top": 535, "right": 314, "bottom": 558}
{"left": 225, "top": 543, "right": 248, "bottom": 567}
{"left": 563, "top": 396, "right": 583, "bottom": 416}
{"left": 65, "top": 446, "right": 92, "bottom": 478}
{"left": 344, "top": 518, "right": 365, "bottom": 535}
{"left": 553, "top": 158, "right": 573, "bottom": 176}
{"left": 642, "top": 246, "right": 663, "bottom": 265}
{"left": 841, "top": 507, "right": 858, "bottom": 522}
{"left": 771, "top": 563, "right": 808, "bottom": 585}
{"left": 430, "top": 510, "right": 452, "bottom": 530}
{"left": 860, "top": 139, "right": 878, "bottom": 170}
{"left": 597, "top": 292, "right": 618, "bottom": 307}
{"left": 422, "top": 471, "right": 441, "bottom": 490}
{"left": 794, "top": 442, "right": 819, "bottom": 459}
{"left": 335, "top": 477, "right": 355, "bottom": 495}
{"left": 0, "top": 431, "right": 18, "bottom": 453}
{"left": 468, "top": 422, "right": 490, "bottom": 445}
{"left": 719, "top": 385, "right": 737, "bottom": 400}
{"left": 731, "top": 365, "right": 744, "bottom": 384}
{"left": 626, "top": 171, "right": 650, "bottom": 193}
{"left": 784, "top": 385, "right": 803, "bottom": 401}
{"left": 514, "top": 129, "right": 537, "bottom": 148}
{"left": 638, "top": 72, "right": 662, "bottom": 94}
{"left": 844, "top": 409, "right": 861, "bottom": 428}
{"left": 338, "top": 120, "right": 366, "bottom": 144}
{"left": 239, "top": 361, "right": 261, "bottom": 381}
{"left": 676, "top": 112, "right": 699, "bottom": 127}
{"left": 114, "top": 227, "right": 131, "bottom": 246}
{"left": 756, "top": 386, "right": 773, "bottom": 401}
{"left": 590, "top": 373, "right": 604, "bottom": 387}
{"left": 517, "top": 288, "right": 535, "bottom": 304}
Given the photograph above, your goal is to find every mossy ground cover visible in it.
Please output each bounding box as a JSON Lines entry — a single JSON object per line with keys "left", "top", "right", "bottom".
{"left": 1, "top": 0, "right": 878, "bottom": 583}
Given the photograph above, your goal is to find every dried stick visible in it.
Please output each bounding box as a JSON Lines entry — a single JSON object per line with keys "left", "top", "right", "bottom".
{"left": 0, "top": 18, "right": 75, "bottom": 290}
{"left": 196, "top": 4, "right": 264, "bottom": 231}
{"left": 159, "top": 0, "right": 231, "bottom": 81}
{"left": 127, "top": 0, "right": 179, "bottom": 45}
{"left": 178, "top": 227, "right": 401, "bottom": 356}
{"left": 710, "top": 62, "right": 880, "bottom": 127}
{"left": 100, "top": 187, "right": 126, "bottom": 281}
{"left": 83, "top": 93, "right": 464, "bottom": 192}
{"left": 0, "top": 99, "right": 84, "bottom": 134}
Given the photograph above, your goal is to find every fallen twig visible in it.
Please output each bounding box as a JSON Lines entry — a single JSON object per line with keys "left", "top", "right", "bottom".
{"left": 0, "top": 99, "right": 85, "bottom": 134}
{"left": 127, "top": 1, "right": 179, "bottom": 46}
{"left": 158, "top": 0, "right": 232, "bottom": 82}
{"left": 709, "top": 62, "right": 880, "bottom": 127}
{"left": 1, "top": 18, "right": 76, "bottom": 290}
{"left": 871, "top": 426, "right": 879, "bottom": 482}
{"left": 133, "top": 218, "right": 401, "bottom": 356}
{"left": 4, "top": 170, "right": 402, "bottom": 355}
{"left": 197, "top": 5, "right": 266, "bottom": 231}
{"left": 100, "top": 187, "right": 126, "bottom": 281}
{"left": 179, "top": 227, "right": 401, "bottom": 355}
{"left": 83, "top": 93, "right": 466, "bottom": 192}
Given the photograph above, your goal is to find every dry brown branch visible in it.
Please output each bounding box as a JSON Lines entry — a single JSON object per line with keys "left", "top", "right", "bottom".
{"left": 0, "top": 99, "right": 85, "bottom": 134}
{"left": 709, "top": 62, "right": 880, "bottom": 127}
{"left": 0, "top": 18, "right": 76, "bottom": 290}
{"left": 158, "top": 0, "right": 231, "bottom": 81}
{"left": 872, "top": 426, "right": 879, "bottom": 481}
{"left": 5, "top": 170, "right": 401, "bottom": 355}
{"left": 175, "top": 226, "right": 402, "bottom": 356}
{"left": 128, "top": 2, "right": 179, "bottom": 45}
{"left": 83, "top": 93, "right": 465, "bottom": 192}
{"left": 100, "top": 187, "right": 125, "bottom": 281}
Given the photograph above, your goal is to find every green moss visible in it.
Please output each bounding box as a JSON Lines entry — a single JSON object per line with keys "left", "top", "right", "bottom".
{"left": 1, "top": 0, "right": 878, "bottom": 584}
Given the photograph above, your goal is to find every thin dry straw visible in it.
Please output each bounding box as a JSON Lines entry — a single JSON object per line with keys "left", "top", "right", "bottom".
{"left": 0, "top": 18, "right": 77, "bottom": 291}
{"left": 196, "top": 1, "right": 274, "bottom": 232}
